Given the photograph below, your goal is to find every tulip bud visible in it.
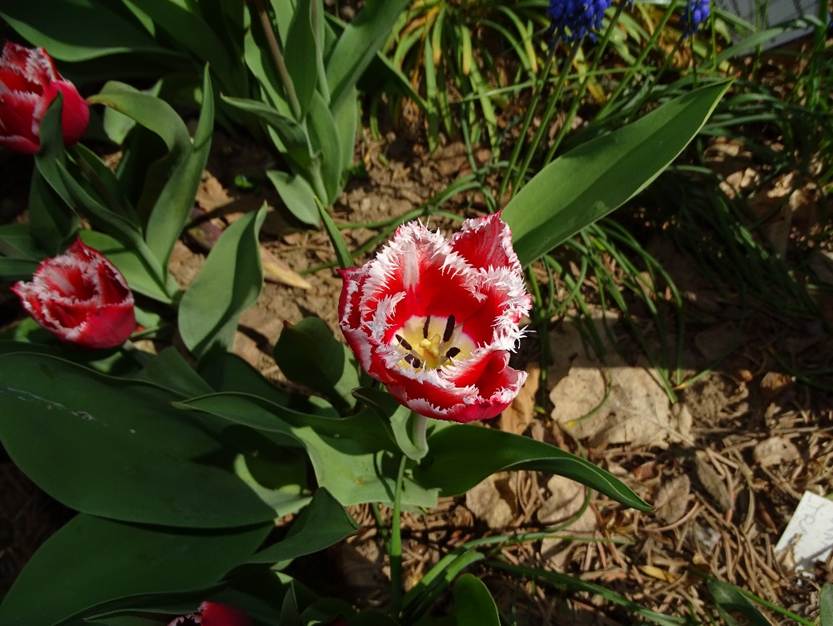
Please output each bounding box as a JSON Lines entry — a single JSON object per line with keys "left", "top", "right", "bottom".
{"left": 0, "top": 42, "right": 89, "bottom": 154}
{"left": 11, "top": 240, "right": 135, "bottom": 349}
{"left": 168, "top": 601, "right": 252, "bottom": 626}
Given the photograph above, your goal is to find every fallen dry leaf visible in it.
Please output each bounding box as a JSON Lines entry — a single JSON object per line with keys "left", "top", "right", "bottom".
{"left": 654, "top": 475, "right": 691, "bottom": 525}
{"left": 694, "top": 453, "right": 732, "bottom": 513}
{"left": 753, "top": 436, "right": 800, "bottom": 467}
{"left": 261, "top": 247, "right": 311, "bottom": 290}
{"left": 197, "top": 171, "right": 233, "bottom": 212}
{"left": 499, "top": 364, "right": 540, "bottom": 435}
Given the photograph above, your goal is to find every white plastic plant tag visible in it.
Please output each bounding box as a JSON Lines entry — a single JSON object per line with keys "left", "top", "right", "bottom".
{"left": 775, "top": 491, "right": 833, "bottom": 571}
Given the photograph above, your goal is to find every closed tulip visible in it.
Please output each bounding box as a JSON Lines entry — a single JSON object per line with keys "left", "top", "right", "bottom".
{"left": 0, "top": 42, "right": 89, "bottom": 153}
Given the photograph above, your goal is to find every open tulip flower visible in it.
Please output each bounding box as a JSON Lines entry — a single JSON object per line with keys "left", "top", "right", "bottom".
{"left": 338, "top": 213, "right": 531, "bottom": 423}
{"left": 0, "top": 42, "right": 89, "bottom": 153}
{"left": 11, "top": 240, "right": 135, "bottom": 349}
{"left": 168, "top": 602, "right": 251, "bottom": 626}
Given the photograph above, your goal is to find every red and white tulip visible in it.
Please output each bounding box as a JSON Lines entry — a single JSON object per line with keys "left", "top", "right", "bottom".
{"left": 168, "top": 602, "right": 251, "bottom": 626}
{"left": 338, "top": 213, "right": 531, "bottom": 423}
{"left": 0, "top": 42, "right": 89, "bottom": 154}
{"left": 11, "top": 240, "right": 135, "bottom": 349}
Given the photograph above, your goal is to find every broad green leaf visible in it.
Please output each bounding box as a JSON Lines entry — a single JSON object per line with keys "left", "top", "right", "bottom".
{"left": 355, "top": 388, "right": 429, "bottom": 461}
{"left": 503, "top": 80, "right": 732, "bottom": 266}
{"left": 325, "top": 0, "right": 411, "bottom": 106}
{"left": 30, "top": 98, "right": 78, "bottom": 254}
{"left": 135, "top": 347, "right": 214, "bottom": 397}
{"left": 179, "top": 206, "right": 267, "bottom": 359}
{"left": 55, "top": 162, "right": 168, "bottom": 290}
{"left": 0, "top": 352, "right": 275, "bottom": 527}
{"left": 0, "top": 223, "right": 43, "bottom": 260}
{"left": 0, "top": 0, "right": 176, "bottom": 62}
{"left": 707, "top": 579, "right": 771, "bottom": 626}
{"left": 451, "top": 575, "right": 500, "bottom": 626}
{"left": 821, "top": 584, "right": 833, "bottom": 626}
{"left": 176, "top": 392, "right": 438, "bottom": 507}
{"left": 221, "top": 95, "right": 312, "bottom": 170}
{"left": 267, "top": 170, "right": 320, "bottom": 226}
{"left": 79, "top": 230, "right": 173, "bottom": 303}
{"left": 144, "top": 66, "right": 215, "bottom": 269}
{"left": 251, "top": 488, "right": 357, "bottom": 564}
{"left": 89, "top": 81, "right": 190, "bottom": 155}
{"left": 131, "top": 0, "right": 243, "bottom": 95}
{"left": 414, "top": 425, "right": 650, "bottom": 512}
{"left": 273, "top": 317, "right": 359, "bottom": 412}
{"left": 199, "top": 351, "right": 293, "bottom": 406}
{"left": 307, "top": 91, "right": 343, "bottom": 202}
{"left": 286, "top": 0, "right": 319, "bottom": 117}
{"left": 73, "top": 144, "right": 138, "bottom": 225}
{"left": 0, "top": 514, "right": 269, "bottom": 626}
{"left": 0, "top": 258, "right": 38, "bottom": 281}
{"left": 332, "top": 86, "right": 359, "bottom": 173}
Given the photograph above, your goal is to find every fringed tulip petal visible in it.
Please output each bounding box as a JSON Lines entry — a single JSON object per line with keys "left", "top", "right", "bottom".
{"left": 11, "top": 240, "right": 135, "bottom": 349}
{"left": 338, "top": 214, "right": 531, "bottom": 423}
{"left": 0, "top": 43, "right": 89, "bottom": 153}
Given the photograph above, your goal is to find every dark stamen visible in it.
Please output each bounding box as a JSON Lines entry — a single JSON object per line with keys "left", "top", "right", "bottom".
{"left": 404, "top": 354, "right": 422, "bottom": 368}
{"left": 443, "top": 315, "right": 456, "bottom": 343}
{"left": 395, "top": 334, "right": 412, "bottom": 350}
{"left": 423, "top": 315, "right": 431, "bottom": 339}
{"left": 445, "top": 347, "right": 460, "bottom": 360}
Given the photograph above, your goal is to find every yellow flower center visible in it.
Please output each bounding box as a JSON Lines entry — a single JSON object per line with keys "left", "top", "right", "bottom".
{"left": 393, "top": 315, "right": 475, "bottom": 370}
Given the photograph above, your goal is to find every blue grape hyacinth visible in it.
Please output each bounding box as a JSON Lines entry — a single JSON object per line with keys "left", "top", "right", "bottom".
{"left": 548, "top": 0, "right": 613, "bottom": 41}
{"left": 683, "top": 0, "right": 710, "bottom": 34}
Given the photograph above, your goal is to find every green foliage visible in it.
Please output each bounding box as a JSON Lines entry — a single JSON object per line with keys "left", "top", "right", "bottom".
{"left": 0, "top": 352, "right": 275, "bottom": 528}
{"left": 415, "top": 423, "right": 649, "bottom": 511}
{"left": 503, "top": 80, "right": 732, "bottom": 266}
{"left": 0, "top": 515, "right": 269, "bottom": 625}
{"left": 274, "top": 316, "right": 359, "bottom": 412}
{"left": 178, "top": 206, "right": 267, "bottom": 359}
{"left": 451, "top": 575, "right": 501, "bottom": 626}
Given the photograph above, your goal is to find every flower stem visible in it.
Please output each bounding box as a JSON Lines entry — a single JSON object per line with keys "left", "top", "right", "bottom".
{"left": 542, "top": 2, "right": 626, "bottom": 165}
{"left": 512, "top": 38, "right": 582, "bottom": 193}
{"left": 389, "top": 454, "right": 408, "bottom": 616}
{"left": 497, "top": 42, "right": 558, "bottom": 203}
{"left": 411, "top": 413, "right": 428, "bottom": 453}
{"left": 250, "top": 0, "right": 303, "bottom": 121}
{"left": 596, "top": 1, "right": 676, "bottom": 121}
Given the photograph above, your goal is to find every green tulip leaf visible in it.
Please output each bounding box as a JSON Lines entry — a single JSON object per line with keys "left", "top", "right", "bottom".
{"left": 273, "top": 316, "right": 359, "bottom": 412}
{"left": 503, "top": 80, "right": 731, "bottom": 266}
{"left": 176, "top": 392, "right": 438, "bottom": 508}
{"left": 179, "top": 205, "right": 267, "bottom": 359}
{"left": 414, "top": 424, "right": 650, "bottom": 512}
{"left": 0, "top": 514, "right": 269, "bottom": 626}
{"left": 251, "top": 488, "right": 357, "bottom": 565}
{"left": 0, "top": 0, "right": 177, "bottom": 62}
{"left": 0, "top": 352, "right": 275, "bottom": 527}
{"left": 451, "top": 574, "right": 501, "bottom": 626}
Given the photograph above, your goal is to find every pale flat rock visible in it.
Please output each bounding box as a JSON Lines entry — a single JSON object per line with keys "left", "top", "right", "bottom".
{"left": 537, "top": 475, "right": 585, "bottom": 525}
{"left": 465, "top": 473, "right": 515, "bottom": 529}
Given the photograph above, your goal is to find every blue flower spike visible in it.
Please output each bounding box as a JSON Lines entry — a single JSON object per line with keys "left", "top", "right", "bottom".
{"left": 548, "top": 0, "right": 614, "bottom": 41}
{"left": 683, "top": 0, "right": 710, "bottom": 35}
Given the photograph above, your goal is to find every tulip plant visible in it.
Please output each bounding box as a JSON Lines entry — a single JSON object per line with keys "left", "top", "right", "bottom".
{"left": 0, "top": 2, "right": 736, "bottom": 624}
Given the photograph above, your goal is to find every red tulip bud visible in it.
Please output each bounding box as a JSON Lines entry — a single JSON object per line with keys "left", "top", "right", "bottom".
{"left": 168, "top": 601, "right": 252, "bottom": 626}
{"left": 0, "top": 42, "right": 89, "bottom": 153}
{"left": 11, "top": 240, "right": 135, "bottom": 349}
